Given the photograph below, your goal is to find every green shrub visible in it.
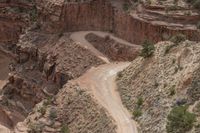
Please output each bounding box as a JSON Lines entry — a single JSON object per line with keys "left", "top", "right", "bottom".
{"left": 170, "top": 34, "right": 186, "bottom": 44}
{"left": 123, "top": 3, "right": 130, "bottom": 11}
{"left": 60, "top": 124, "right": 70, "bottom": 133}
{"left": 43, "top": 96, "right": 53, "bottom": 106}
{"left": 38, "top": 105, "right": 46, "bottom": 116}
{"left": 137, "top": 97, "right": 144, "bottom": 107}
{"left": 49, "top": 109, "right": 57, "bottom": 120}
{"left": 30, "top": 6, "right": 38, "bottom": 22}
{"left": 166, "top": 105, "right": 196, "bottom": 133}
{"left": 140, "top": 40, "right": 155, "bottom": 58}
{"left": 133, "top": 108, "right": 142, "bottom": 118}
{"left": 169, "top": 85, "right": 176, "bottom": 96}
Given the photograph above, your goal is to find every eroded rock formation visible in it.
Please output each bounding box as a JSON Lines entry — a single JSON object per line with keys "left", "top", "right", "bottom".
{"left": 36, "top": 0, "right": 200, "bottom": 44}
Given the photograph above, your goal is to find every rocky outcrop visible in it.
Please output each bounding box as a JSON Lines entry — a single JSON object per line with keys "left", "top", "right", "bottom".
{"left": 15, "top": 82, "right": 117, "bottom": 133}
{"left": 0, "top": 0, "right": 35, "bottom": 46}
{"left": 0, "top": 14, "right": 28, "bottom": 44}
{"left": 0, "top": 30, "right": 104, "bottom": 129}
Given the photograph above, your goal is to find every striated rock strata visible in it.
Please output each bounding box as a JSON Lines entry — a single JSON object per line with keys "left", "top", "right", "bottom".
{"left": 36, "top": 0, "right": 200, "bottom": 44}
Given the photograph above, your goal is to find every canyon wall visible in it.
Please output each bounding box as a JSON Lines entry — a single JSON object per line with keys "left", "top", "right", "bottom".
{"left": 113, "top": 11, "right": 200, "bottom": 44}
{"left": 1, "top": 0, "right": 200, "bottom": 45}
{"left": 62, "top": 0, "right": 113, "bottom": 32}
{"left": 0, "top": 14, "right": 27, "bottom": 44}
{"left": 36, "top": 0, "right": 113, "bottom": 33}
{"left": 0, "top": 1, "right": 33, "bottom": 45}
{"left": 37, "top": 0, "right": 200, "bottom": 44}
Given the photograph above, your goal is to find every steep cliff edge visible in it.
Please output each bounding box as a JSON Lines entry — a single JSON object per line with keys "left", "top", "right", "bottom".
{"left": 0, "top": 31, "right": 105, "bottom": 131}
{"left": 36, "top": 0, "right": 200, "bottom": 44}
{"left": 116, "top": 40, "right": 200, "bottom": 133}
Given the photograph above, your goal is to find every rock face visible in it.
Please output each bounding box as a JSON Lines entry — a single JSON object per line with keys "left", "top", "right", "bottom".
{"left": 36, "top": 0, "right": 200, "bottom": 44}
{"left": 0, "top": 31, "right": 104, "bottom": 130}
{"left": 0, "top": 0, "right": 35, "bottom": 42}
{"left": 113, "top": 11, "right": 200, "bottom": 44}
{"left": 116, "top": 41, "right": 200, "bottom": 133}
{"left": 0, "top": 14, "right": 26, "bottom": 44}
{"left": 15, "top": 82, "right": 117, "bottom": 133}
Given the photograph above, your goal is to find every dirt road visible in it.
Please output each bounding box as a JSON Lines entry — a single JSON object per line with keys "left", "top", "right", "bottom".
{"left": 71, "top": 31, "right": 138, "bottom": 133}
{"left": 77, "top": 63, "right": 138, "bottom": 133}
{"left": 0, "top": 125, "right": 10, "bottom": 133}
{"left": 70, "top": 31, "right": 140, "bottom": 63}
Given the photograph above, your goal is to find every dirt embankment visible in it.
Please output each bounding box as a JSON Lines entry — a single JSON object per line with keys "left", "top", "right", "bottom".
{"left": 14, "top": 82, "right": 117, "bottom": 133}
{"left": 85, "top": 33, "right": 140, "bottom": 62}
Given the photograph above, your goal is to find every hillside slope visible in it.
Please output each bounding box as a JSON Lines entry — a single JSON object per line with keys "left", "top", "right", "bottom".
{"left": 117, "top": 40, "right": 200, "bottom": 133}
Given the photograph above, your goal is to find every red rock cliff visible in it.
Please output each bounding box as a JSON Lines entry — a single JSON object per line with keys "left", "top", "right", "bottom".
{"left": 37, "top": 0, "right": 200, "bottom": 44}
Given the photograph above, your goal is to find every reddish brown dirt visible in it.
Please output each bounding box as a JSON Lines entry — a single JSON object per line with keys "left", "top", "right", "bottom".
{"left": 85, "top": 33, "right": 140, "bottom": 62}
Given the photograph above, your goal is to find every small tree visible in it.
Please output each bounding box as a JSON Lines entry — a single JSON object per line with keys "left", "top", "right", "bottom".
{"left": 60, "top": 124, "right": 70, "bottom": 133}
{"left": 137, "top": 97, "right": 144, "bottom": 107}
{"left": 123, "top": 3, "right": 130, "bottom": 11}
{"left": 140, "top": 40, "right": 155, "bottom": 58}
{"left": 132, "top": 108, "right": 142, "bottom": 118}
{"left": 166, "top": 105, "right": 196, "bottom": 133}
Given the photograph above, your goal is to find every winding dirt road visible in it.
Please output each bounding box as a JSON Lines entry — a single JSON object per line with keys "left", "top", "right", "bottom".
{"left": 71, "top": 31, "right": 138, "bottom": 133}
{"left": 70, "top": 31, "right": 140, "bottom": 63}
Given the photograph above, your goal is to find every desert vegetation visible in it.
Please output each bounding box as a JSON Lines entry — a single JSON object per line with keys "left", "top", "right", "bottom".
{"left": 140, "top": 40, "right": 155, "bottom": 58}
{"left": 166, "top": 106, "right": 196, "bottom": 133}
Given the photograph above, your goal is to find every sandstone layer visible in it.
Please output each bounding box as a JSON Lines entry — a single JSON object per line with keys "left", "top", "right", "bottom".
{"left": 36, "top": 0, "right": 200, "bottom": 44}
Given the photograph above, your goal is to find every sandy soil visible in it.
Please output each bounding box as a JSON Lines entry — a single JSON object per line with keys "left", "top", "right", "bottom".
{"left": 0, "top": 125, "right": 11, "bottom": 133}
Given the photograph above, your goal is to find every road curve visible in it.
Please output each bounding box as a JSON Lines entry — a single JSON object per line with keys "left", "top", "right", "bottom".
{"left": 71, "top": 31, "right": 138, "bottom": 133}
{"left": 70, "top": 31, "right": 140, "bottom": 63}
{"left": 77, "top": 63, "right": 138, "bottom": 133}
{"left": 0, "top": 125, "right": 10, "bottom": 133}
